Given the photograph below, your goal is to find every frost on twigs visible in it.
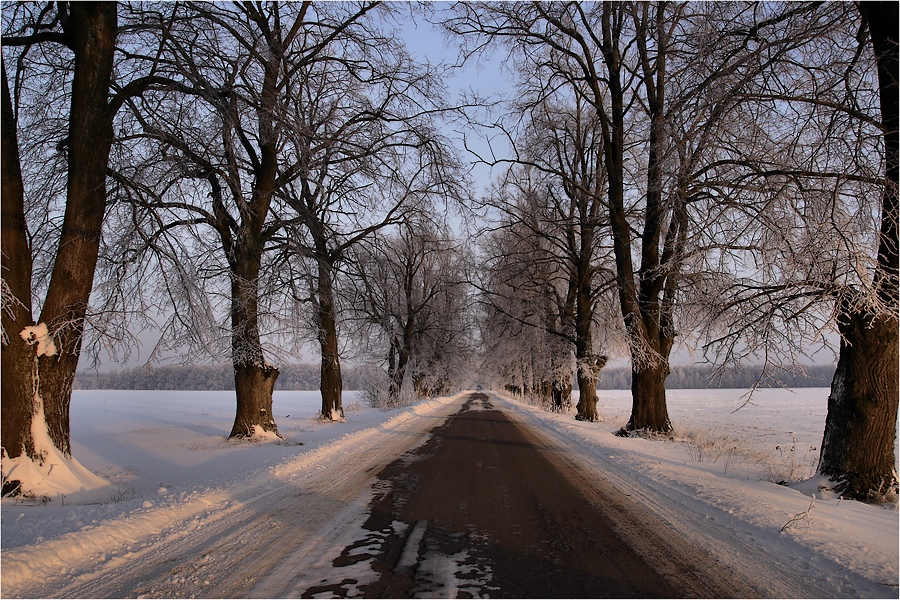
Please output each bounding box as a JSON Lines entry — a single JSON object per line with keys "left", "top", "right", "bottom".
{"left": 781, "top": 495, "right": 816, "bottom": 532}
{"left": 19, "top": 323, "right": 57, "bottom": 357}
{"left": 1, "top": 278, "right": 28, "bottom": 345}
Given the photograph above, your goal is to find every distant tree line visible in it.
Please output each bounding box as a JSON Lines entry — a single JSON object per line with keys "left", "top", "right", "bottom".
{"left": 595, "top": 365, "right": 835, "bottom": 390}
{"left": 74, "top": 362, "right": 835, "bottom": 392}
{"left": 74, "top": 364, "right": 380, "bottom": 392}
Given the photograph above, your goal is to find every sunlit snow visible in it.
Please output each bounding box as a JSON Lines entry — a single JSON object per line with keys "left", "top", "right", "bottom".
{"left": 1, "top": 388, "right": 897, "bottom": 598}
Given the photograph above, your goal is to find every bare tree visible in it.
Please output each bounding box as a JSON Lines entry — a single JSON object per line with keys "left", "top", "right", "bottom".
{"left": 818, "top": 0, "right": 899, "bottom": 502}
{"left": 0, "top": 2, "right": 152, "bottom": 476}
{"left": 476, "top": 97, "right": 616, "bottom": 421}
{"left": 350, "top": 220, "right": 471, "bottom": 405}
{"left": 269, "top": 36, "right": 467, "bottom": 420}
{"left": 691, "top": 3, "right": 896, "bottom": 501}
{"left": 476, "top": 208, "right": 580, "bottom": 410}
{"left": 448, "top": 2, "right": 851, "bottom": 436}
{"left": 448, "top": 2, "right": 683, "bottom": 429}
{"left": 117, "top": 2, "right": 466, "bottom": 425}
{"left": 116, "top": 2, "right": 392, "bottom": 434}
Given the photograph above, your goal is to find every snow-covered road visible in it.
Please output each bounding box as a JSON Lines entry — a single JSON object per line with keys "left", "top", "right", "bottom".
{"left": 2, "top": 388, "right": 897, "bottom": 598}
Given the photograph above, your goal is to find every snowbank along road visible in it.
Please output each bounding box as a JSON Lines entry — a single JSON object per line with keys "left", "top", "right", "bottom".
{"left": 2, "top": 390, "right": 880, "bottom": 598}
{"left": 2, "top": 394, "right": 455, "bottom": 598}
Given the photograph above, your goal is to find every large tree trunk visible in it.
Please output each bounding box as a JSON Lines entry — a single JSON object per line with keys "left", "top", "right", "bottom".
{"left": 386, "top": 339, "right": 400, "bottom": 402}
{"left": 818, "top": 310, "right": 898, "bottom": 500}
{"left": 573, "top": 284, "right": 601, "bottom": 422}
{"left": 572, "top": 219, "right": 604, "bottom": 421}
{"left": 228, "top": 253, "right": 280, "bottom": 437}
{"left": 551, "top": 376, "right": 572, "bottom": 412}
{"left": 574, "top": 363, "right": 599, "bottom": 421}
{"left": 816, "top": 2, "right": 899, "bottom": 502}
{"left": 625, "top": 364, "right": 672, "bottom": 433}
{"left": 388, "top": 343, "right": 409, "bottom": 403}
{"left": 1, "top": 59, "right": 37, "bottom": 463}
{"left": 231, "top": 363, "right": 280, "bottom": 437}
{"left": 1, "top": 4, "right": 117, "bottom": 463}
{"left": 317, "top": 258, "right": 344, "bottom": 421}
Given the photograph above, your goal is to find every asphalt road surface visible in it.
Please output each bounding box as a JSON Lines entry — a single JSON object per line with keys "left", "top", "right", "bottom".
{"left": 299, "top": 393, "right": 746, "bottom": 599}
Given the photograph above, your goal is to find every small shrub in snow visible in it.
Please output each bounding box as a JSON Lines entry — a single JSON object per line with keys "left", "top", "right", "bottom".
{"left": 537, "top": 394, "right": 573, "bottom": 414}
{"left": 110, "top": 486, "right": 136, "bottom": 503}
{"left": 721, "top": 445, "right": 738, "bottom": 474}
{"left": 362, "top": 372, "right": 418, "bottom": 411}
{"left": 676, "top": 429, "right": 743, "bottom": 474}
{"left": 759, "top": 434, "right": 818, "bottom": 485}
{"left": 1, "top": 464, "right": 22, "bottom": 497}
{"left": 867, "top": 476, "right": 899, "bottom": 505}
{"left": 781, "top": 495, "right": 816, "bottom": 532}
{"left": 343, "top": 400, "right": 362, "bottom": 413}
{"left": 821, "top": 474, "right": 899, "bottom": 506}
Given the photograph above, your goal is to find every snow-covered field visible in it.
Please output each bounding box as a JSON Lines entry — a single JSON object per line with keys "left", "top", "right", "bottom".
{"left": 1, "top": 388, "right": 897, "bottom": 598}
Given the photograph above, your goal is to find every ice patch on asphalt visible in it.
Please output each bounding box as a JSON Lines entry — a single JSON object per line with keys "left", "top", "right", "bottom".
{"left": 413, "top": 546, "right": 497, "bottom": 598}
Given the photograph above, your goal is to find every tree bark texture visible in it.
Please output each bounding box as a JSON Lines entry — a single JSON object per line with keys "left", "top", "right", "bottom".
{"left": 230, "top": 363, "right": 280, "bottom": 437}
{"left": 388, "top": 342, "right": 409, "bottom": 403}
{"left": 818, "top": 311, "right": 899, "bottom": 500}
{"left": 817, "top": 2, "right": 899, "bottom": 501}
{"left": 575, "top": 367, "right": 599, "bottom": 422}
{"left": 317, "top": 258, "right": 344, "bottom": 421}
{"left": 571, "top": 194, "right": 603, "bottom": 421}
{"left": 625, "top": 364, "right": 672, "bottom": 433}
{"left": 228, "top": 247, "right": 280, "bottom": 437}
{"left": 1, "top": 4, "right": 117, "bottom": 461}
{"left": 1, "top": 60, "right": 37, "bottom": 462}
{"left": 573, "top": 281, "right": 601, "bottom": 422}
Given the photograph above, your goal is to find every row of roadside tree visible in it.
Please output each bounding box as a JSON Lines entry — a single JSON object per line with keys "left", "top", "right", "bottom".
{"left": 462, "top": 2, "right": 897, "bottom": 501}
{"left": 2, "top": 2, "right": 896, "bottom": 502}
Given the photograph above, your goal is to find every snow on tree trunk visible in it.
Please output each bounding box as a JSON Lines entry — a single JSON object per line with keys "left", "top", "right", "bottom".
{"left": 575, "top": 355, "right": 605, "bottom": 422}
{"left": 230, "top": 363, "right": 280, "bottom": 438}
{"left": 2, "top": 324, "right": 106, "bottom": 497}
{"left": 1, "top": 328, "right": 38, "bottom": 463}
